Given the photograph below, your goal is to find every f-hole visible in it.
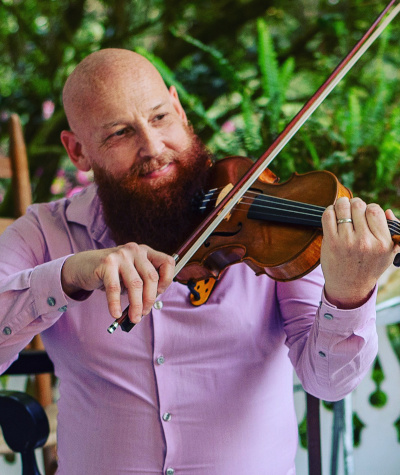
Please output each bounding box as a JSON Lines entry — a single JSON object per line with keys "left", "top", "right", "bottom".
{"left": 204, "top": 222, "right": 243, "bottom": 248}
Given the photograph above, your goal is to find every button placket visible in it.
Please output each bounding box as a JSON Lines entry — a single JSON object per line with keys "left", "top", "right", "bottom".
{"left": 152, "top": 298, "right": 176, "bottom": 473}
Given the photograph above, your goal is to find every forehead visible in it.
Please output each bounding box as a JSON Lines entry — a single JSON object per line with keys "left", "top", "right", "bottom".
{"left": 90, "top": 68, "right": 169, "bottom": 119}
{"left": 67, "top": 56, "right": 171, "bottom": 133}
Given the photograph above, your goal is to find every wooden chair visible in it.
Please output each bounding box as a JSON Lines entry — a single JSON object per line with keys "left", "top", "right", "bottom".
{"left": 0, "top": 114, "right": 57, "bottom": 474}
{"left": 0, "top": 356, "right": 56, "bottom": 475}
{"left": 0, "top": 114, "right": 32, "bottom": 232}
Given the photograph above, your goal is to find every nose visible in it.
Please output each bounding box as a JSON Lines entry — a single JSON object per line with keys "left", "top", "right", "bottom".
{"left": 137, "top": 126, "right": 165, "bottom": 160}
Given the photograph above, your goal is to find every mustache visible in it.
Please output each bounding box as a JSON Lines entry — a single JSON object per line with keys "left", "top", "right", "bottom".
{"left": 136, "top": 156, "right": 176, "bottom": 176}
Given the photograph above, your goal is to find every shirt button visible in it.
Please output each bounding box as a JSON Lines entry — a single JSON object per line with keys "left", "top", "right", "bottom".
{"left": 319, "top": 351, "right": 326, "bottom": 358}
{"left": 47, "top": 297, "right": 56, "bottom": 306}
{"left": 2, "top": 327, "right": 12, "bottom": 336}
{"left": 323, "top": 313, "right": 333, "bottom": 320}
{"left": 162, "top": 412, "right": 172, "bottom": 422}
{"left": 153, "top": 300, "right": 163, "bottom": 310}
{"left": 166, "top": 468, "right": 175, "bottom": 475}
{"left": 157, "top": 355, "right": 165, "bottom": 365}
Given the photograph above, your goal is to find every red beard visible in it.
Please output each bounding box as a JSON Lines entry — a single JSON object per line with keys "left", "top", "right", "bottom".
{"left": 94, "top": 132, "right": 213, "bottom": 254}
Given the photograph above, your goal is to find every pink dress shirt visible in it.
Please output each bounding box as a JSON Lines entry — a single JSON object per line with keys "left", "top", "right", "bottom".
{"left": 0, "top": 185, "right": 378, "bottom": 474}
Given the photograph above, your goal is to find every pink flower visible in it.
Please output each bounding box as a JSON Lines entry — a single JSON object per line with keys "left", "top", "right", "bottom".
{"left": 42, "top": 100, "right": 55, "bottom": 120}
{"left": 50, "top": 177, "right": 66, "bottom": 195}
{"left": 221, "top": 120, "right": 236, "bottom": 133}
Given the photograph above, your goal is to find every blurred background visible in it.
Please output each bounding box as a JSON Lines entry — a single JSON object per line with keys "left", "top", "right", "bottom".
{"left": 1, "top": 0, "right": 400, "bottom": 473}
{"left": 1, "top": 0, "right": 400, "bottom": 207}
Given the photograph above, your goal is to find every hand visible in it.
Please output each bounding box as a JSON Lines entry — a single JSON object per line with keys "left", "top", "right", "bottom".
{"left": 320, "top": 197, "right": 400, "bottom": 309}
{"left": 61, "top": 243, "right": 175, "bottom": 323}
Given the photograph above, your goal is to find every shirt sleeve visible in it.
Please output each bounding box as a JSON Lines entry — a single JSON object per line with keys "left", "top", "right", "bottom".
{"left": 278, "top": 265, "right": 378, "bottom": 401}
{"left": 0, "top": 209, "right": 80, "bottom": 370}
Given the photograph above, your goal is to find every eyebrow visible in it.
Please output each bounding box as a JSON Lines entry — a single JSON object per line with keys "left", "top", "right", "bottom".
{"left": 101, "top": 102, "right": 167, "bottom": 130}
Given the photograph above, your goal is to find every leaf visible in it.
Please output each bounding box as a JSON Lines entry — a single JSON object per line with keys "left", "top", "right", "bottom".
{"left": 135, "top": 46, "right": 218, "bottom": 131}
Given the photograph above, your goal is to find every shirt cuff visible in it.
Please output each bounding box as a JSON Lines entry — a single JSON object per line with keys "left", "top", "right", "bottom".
{"left": 31, "top": 255, "right": 76, "bottom": 317}
{"left": 318, "top": 285, "right": 377, "bottom": 336}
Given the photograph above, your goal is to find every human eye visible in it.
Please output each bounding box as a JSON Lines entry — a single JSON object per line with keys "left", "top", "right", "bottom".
{"left": 113, "top": 127, "right": 129, "bottom": 137}
{"left": 153, "top": 112, "right": 168, "bottom": 122}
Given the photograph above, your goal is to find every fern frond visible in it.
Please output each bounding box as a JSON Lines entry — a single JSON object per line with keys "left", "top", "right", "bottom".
{"left": 241, "top": 90, "right": 262, "bottom": 156}
{"left": 302, "top": 133, "right": 321, "bottom": 168}
{"left": 257, "top": 18, "right": 279, "bottom": 102}
{"left": 279, "top": 57, "right": 295, "bottom": 100}
{"left": 346, "top": 89, "right": 362, "bottom": 155}
{"left": 169, "top": 28, "right": 241, "bottom": 91}
{"left": 256, "top": 18, "right": 289, "bottom": 136}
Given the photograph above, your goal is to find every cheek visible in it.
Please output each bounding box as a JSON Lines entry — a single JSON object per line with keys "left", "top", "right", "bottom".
{"left": 92, "top": 147, "right": 138, "bottom": 177}
{"left": 167, "top": 125, "right": 191, "bottom": 152}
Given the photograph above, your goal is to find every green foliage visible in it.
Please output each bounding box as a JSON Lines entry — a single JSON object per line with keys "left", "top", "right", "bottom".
{"left": 387, "top": 323, "right": 400, "bottom": 365}
{"left": 369, "top": 356, "right": 388, "bottom": 408}
{"left": 353, "top": 412, "right": 366, "bottom": 447}
{"left": 0, "top": 374, "right": 8, "bottom": 389}
{"left": 135, "top": 45, "right": 219, "bottom": 132}
{"left": 395, "top": 416, "right": 400, "bottom": 443}
{"left": 298, "top": 411, "right": 308, "bottom": 449}
{"left": 0, "top": 0, "right": 399, "bottom": 208}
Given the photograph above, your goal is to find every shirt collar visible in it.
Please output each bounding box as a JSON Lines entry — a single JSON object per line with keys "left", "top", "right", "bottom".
{"left": 65, "top": 183, "right": 114, "bottom": 245}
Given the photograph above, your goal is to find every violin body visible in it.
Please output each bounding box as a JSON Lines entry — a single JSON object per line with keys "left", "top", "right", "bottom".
{"left": 176, "top": 156, "right": 352, "bottom": 284}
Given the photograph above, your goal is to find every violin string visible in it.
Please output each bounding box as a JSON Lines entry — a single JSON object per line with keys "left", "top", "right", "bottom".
{"left": 202, "top": 186, "right": 321, "bottom": 202}
{"left": 200, "top": 189, "right": 325, "bottom": 219}
{"left": 388, "top": 221, "right": 400, "bottom": 235}
{"left": 202, "top": 187, "right": 325, "bottom": 209}
{"left": 200, "top": 189, "right": 400, "bottom": 234}
{"left": 240, "top": 199, "right": 324, "bottom": 219}
{"left": 200, "top": 199, "right": 324, "bottom": 220}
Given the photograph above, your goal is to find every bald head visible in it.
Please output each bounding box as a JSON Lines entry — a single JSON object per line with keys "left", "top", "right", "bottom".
{"left": 62, "top": 48, "right": 169, "bottom": 132}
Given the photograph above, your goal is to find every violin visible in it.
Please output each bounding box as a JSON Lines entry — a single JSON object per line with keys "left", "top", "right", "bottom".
{"left": 176, "top": 155, "right": 352, "bottom": 284}
{"left": 107, "top": 0, "right": 400, "bottom": 334}
{"left": 175, "top": 155, "right": 400, "bottom": 285}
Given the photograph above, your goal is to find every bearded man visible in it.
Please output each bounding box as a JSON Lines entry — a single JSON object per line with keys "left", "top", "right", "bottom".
{"left": 0, "top": 49, "right": 398, "bottom": 475}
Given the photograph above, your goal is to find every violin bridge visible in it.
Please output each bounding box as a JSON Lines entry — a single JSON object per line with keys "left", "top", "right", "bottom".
{"left": 215, "top": 184, "right": 238, "bottom": 221}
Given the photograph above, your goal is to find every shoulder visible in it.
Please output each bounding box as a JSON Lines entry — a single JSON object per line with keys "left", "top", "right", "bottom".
{"left": 25, "top": 184, "right": 100, "bottom": 227}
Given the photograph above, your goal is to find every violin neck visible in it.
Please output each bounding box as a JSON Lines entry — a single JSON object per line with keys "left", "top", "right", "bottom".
{"left": 388, "top": 220, "right": 400, "bottom": 243}
{"left": 247, "top": 194, "right": 400, "bottom": 242}
{"left": 247, "top": 194, "right": 324, "bottom": 228}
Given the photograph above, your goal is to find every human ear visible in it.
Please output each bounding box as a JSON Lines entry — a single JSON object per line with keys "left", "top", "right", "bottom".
{"left": 169, "top": 86, "right": 188, "bottom": 124}
{"left": 60, "top": 130, "right": 91, "bottom": 172}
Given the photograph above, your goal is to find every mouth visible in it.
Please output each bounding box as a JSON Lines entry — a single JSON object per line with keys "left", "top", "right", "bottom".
{"left": 141, "top": 162, "right": 175, "bottom": 180}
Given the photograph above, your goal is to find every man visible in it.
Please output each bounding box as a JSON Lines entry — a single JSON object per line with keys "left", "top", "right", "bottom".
{"left": 0, "top": 48, "right": 398, "bottom": 475}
